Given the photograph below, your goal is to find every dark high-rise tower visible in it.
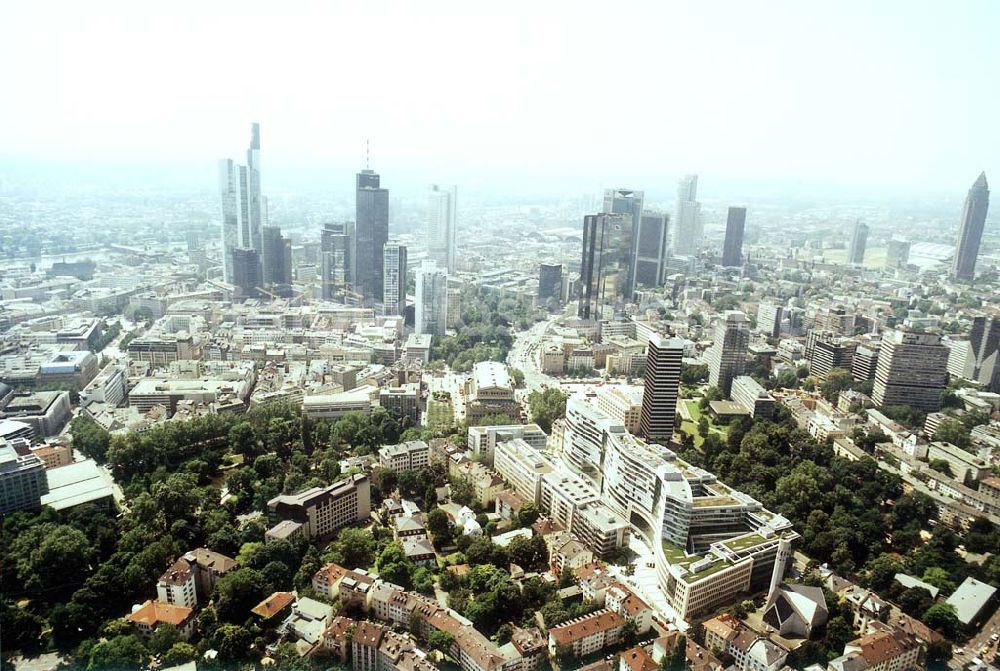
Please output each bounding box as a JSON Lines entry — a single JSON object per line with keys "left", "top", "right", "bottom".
{"left": 969, "top": 315, "right": 1000, "bottom": 391}
{"left": 635, "top": 212, "right": 670, "bottom": 287}
{"left": 721, "top": 206, "right": 747, "bottom": 267}
{"left": 230, "top": 248, "right": 261, "bottom": 299}
{"left": 638, "top": 333, "right": 684, "bottom": 443}
{"left": 578, "top": 213, "right": 632, "bottom": 321}
{"left": 952, "top": 172, "right": 989, "bottom": 281}
{"left": 848, "top": 220, "right": 869, "bottom": 265}
{"left": 354, "top": 169, "right": 389, "bottom": 304}
{"left": 261, "top": 226, "right": 292, "bottom": 287}
{"left": 538, "top": 262, "right": 563, "bottom": 304}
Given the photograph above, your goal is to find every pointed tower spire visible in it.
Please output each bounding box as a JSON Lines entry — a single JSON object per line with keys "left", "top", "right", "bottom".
{"left": 973, "top": 171, "right": 988, "bottom": 190}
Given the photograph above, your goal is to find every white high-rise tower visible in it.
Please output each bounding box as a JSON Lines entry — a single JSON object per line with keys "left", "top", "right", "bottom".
{"left": 427, "top": 185, "right": 457, "bottom": 272}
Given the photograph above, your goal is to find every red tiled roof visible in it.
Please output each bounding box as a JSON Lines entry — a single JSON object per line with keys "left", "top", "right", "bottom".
{"left": 548, "top": 609, "right": 626, "bottom": 645}
{"left": 252, "top": 591, "right": 296, "bottom": 619}
{"left": 126, "top": 600, "right": 193, "bottom": 628}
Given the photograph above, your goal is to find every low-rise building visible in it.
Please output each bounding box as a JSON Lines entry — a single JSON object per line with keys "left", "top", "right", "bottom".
{"left": 731, "top": 376, "right": 776, "bottom": 420}
{"left": 126, "top": 600, "right": 196, "bottom": 640}
{"left": 379, "top": 440, "right": 430, "bottom": 473}
{"left": 267, "top": 473, "right": 371, "bottom": 541}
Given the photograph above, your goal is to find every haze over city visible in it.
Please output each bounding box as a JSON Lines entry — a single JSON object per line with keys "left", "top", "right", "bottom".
{"left": 2, "top": 1, "right": 999, "bottom": 198}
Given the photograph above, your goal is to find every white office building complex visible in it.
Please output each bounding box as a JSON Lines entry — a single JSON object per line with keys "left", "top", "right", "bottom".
{"left": 426, "top": 185, "right": 458, "bottom": 272}
{"left": 415, "top": 261, "right": 448, "bottom": 337}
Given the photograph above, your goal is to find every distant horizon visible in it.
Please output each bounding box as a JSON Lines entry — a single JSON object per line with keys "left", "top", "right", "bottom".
{"left": 2, "top": 1, "right": 998, "bottom": 203}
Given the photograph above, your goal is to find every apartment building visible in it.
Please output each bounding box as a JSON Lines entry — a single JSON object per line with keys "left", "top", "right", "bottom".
{"left": 267, "top": 473, "right": 372, "bottom": 541}
{"left": 547, "top": 609, "right": 626, "bottom": 659}
{"left": 467, "top": 423, "right": 547, "bottom": 465}
{"left": 494, "top": 438, "right": 554, "bottom": 504}
{"left": 378, "top": 440, "right": 430, "bottom": 473}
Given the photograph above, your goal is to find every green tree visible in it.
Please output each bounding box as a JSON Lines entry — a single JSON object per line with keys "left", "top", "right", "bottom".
{"left": 922, "top": 603, "right": 960, "bottom": 638}
{"left": 0, "top": 599, "right": 43, "bottom": 653}
{"left": 163, "top": 642, "right": 199, "bottom": 667}
{"left": 214, "top": 567, "right": 270, "bottom": 623}
{"left": 527, "top": 388, "right": 568, "bottom": 433}
{"left": 818, "top": 368, "right": 856, "bottom": 404}
{"left": 214, "top": 624, "right": 254, "bottom": 663}
{"left": 148, "top": 623, "right": 182, "bottom": 656}
{"left": 11, "top": 523, "right": 97, "bottom": 596}
{"left": 516, "top": 502, "right": 540, "bottom": 527}
{"left": 87, "top": 635, "right": 148, "bottom": 671}
{"left": 932, "top": 419, "right": 973, "bottom": 452}
{"left": 427, "top": 508, "right": 452, "bottom": 546}
{"left": 427, "top": 630, "right": 455, "bottom": 652}
{"left": 661, "top": 635, "right": 687, "bottom": 671}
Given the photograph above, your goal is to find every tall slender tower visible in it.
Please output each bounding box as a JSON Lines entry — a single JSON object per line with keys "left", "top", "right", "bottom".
{"left": 219, "top": 123, "right": 265, "bottom": 283}
{"left": 673, "top": 175, "right": 701, "bottom": 255}
{"left": 427, "top": 185, "right": 457, "bottom": 272}
{"left": 321, "top": 222, "right": 353, "bottom": 301}
{"left": 721, "top": 206, "right": 747, "bottom": 267}
{"left": 848, "top": 220, "right": 869, "bottom": 265}
{"left": 638, "top": 334, "right": 684, "bottom": 443}
{"left": 415, "top": 261, "right": 448, "bottom": 336}
{"left": 354, "top": 169, "right": 390, "bottom": 305}
{"left": 635, "top": 212, "right": 670, "bottom": 288}
{"left": 603, "top": 189, "right": 644, "bottom": 295}
{"left": 952, "top": 172, "right": 989, "bottom": 281}
{"left": 383, "top": 242, "right": 408, "bottom": 317}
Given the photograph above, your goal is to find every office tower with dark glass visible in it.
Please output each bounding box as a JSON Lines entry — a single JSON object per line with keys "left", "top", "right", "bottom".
{"left": 354, "top": 169, "right": 389, "bottom": 304}
{"left": 673, "top": 174, "right": 702, "bottom": 255}
{"left": 602, "top": 188, "right": 643, "bottom": 294}
{"left": 427, "top": 185, "right": 457, "bottom": 272}
{"left": 886, "top": 238, "right": 910, "bottom": 268}
{"left": 721, "top": 206, "right": 747, "bottom": 267}
{"left": 873, "top": 329, "right": 949, "bottom": 411}
{"left": 538, "top": 262, "right": 563, "bottom": 304}
{"left": 578, "top": 213, "right": 633, "bottom": 321}
{"left": 968, "top": 315, "right": 1000, "bottom": 391}
{"left": 415, "top": 261, "right": 448, "bottom": 336}
{"left": 952, "top": 172, "right": 989, "bottom": 281}
{"left": 230, "top": 248, "right": 262, "bottom": 298}
{"left": 706, "top": 311, "right": 750, "bottom": 396}
{"left": 219, "top": 123, "right": 266, "bottom": 284}
{"left": 638, "top": 334, "right": 684, "bottom": 443}
{"left": 382, "top": 242, "right": 408, "bottom": 317}
{"left": 261, "top": 226, "right": 292, "bottom": 287}
{"left": 635, "top": 211, "right": 670, "bottom": 287}
{"left": 848, "top": 220, "right": 869, "bottom": 265}
{"left": 321, "top": 222, "right": 353, "bottom": 301}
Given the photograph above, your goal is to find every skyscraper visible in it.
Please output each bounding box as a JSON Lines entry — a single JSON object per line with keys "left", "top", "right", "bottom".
{"left": 952, "top": 172, "right": 989, "bottom": 281}
{"left": 415, "top": 261, "right": 448, "bottom": 336}
{"left": 706, "top": 311, "right": 750, "bottom": 396}
{"left": 886, "top": 238, "right": 911, "bottom": 268}
{"left": 230, "top": 248, "right": 262, "bottom": 298}
{"left": 634, "top": 212, "right": 670, "bottom": 287}
{"left": 578, "top": 213, "right": 633, "bottom": 321}
{"left": 538, "top": 262, "right": 563, "bottom": 304}
{"left": 354, "top": 169, "right": 389, "bottom": 304}
{"left": 673, "top": 175, "right": 702, "bottom": 255}
{"left": 382, "top": 242, "right": 408, "bottom": 317}
{"left": 321, "top": 222, "right": 353, "bottom": 301}
{"left": 721, "top": 206, "right": 747, "bottom": 267}
{"left": 968, "top": 315, "right": 1000, "bottom": 391}
{"left": 872, "top": 329, "right": 949, "bottom": 411}
{"left": 261, "top": 226, "right": 292, "bottom": 287}
{"left": 219, "top": 123, "right": 266, "bottom": 283}
{"left": 602, "top": 189, "right": 643, "bottom": 295}
{"left": 427, "top": 185, "right": 457, "bottom": 272}
{"left": 848, "top": 220, "right": 869, "bottom": 265}
{"left": 638, "top": 333, "right": 684, "bottom": 443}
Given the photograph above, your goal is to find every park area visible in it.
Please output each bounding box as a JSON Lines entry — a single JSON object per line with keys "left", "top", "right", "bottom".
{"left": 678, "top": 399, "right": 730, "bottom": 447}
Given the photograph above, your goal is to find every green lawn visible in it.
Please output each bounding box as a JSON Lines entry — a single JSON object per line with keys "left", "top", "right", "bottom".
{"left": 426, "top": 397, "right": 454, "bottom": 429}
{"left": 822, "top": 246, "right": 889, "bottom": 268}
{"left": 679, "top": 400, "right": 729, "bottom": 447}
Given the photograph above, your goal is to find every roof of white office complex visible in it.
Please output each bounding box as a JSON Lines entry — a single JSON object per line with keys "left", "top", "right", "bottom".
{"left": 945, "top": 577, "right": 997, "bottom": 625}
{"left": 40, "top": 459, "right": 116, "bottom": 511}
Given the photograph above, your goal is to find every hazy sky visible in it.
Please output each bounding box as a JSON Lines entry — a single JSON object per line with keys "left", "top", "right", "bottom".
{"left": 2, "top": 1, "right": 998, "bottom": 198}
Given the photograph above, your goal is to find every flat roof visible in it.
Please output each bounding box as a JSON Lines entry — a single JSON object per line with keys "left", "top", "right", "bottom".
{"left": 41, "top": 459, "right": 115, "bottom": 511}
{"left": 945, "top": 577, "right": 997, "bottom": 625}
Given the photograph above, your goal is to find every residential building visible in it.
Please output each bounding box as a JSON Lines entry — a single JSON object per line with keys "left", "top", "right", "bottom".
{"left": 157, "top": 558, "right": 198, "bottom": 609}
{"left": 181, "top": 547, "right": 237, "bottom": 601}
{"left": 547, "top": 609, "right": 626, "bottom": 659}
{"left": 467, "top": 423, "right": 546, "bottom": 465}
{"left": 266, "top": 473, "right": 372, "bottom": 541}
{"left": 706, "top": 311, "right": 750, "bottom": 397}
{"left": 126, "top": 600, "right": 196, "bottom": 640}
{"left": 638, "top": 334, "right": 684, "bottom": 442}
{"left": 494, "top": 438, "right": 555, "bottom": 504}
{"left": 872, "top": 329, "right": 949, "bottom": 411}
{"left": 828, "top": 627, "right": 922, "bottom": 671}
{"left": 952, "top": 172, "right": 989, "bottom": 281}
{"left": 379, "top": 440, "right": 430, "bottom": 473}
{"left": 597, "top": 386, "right": 644, "bottom": 435}
{"left": 703, "top": 615, "right": 787, "bottom": 671}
